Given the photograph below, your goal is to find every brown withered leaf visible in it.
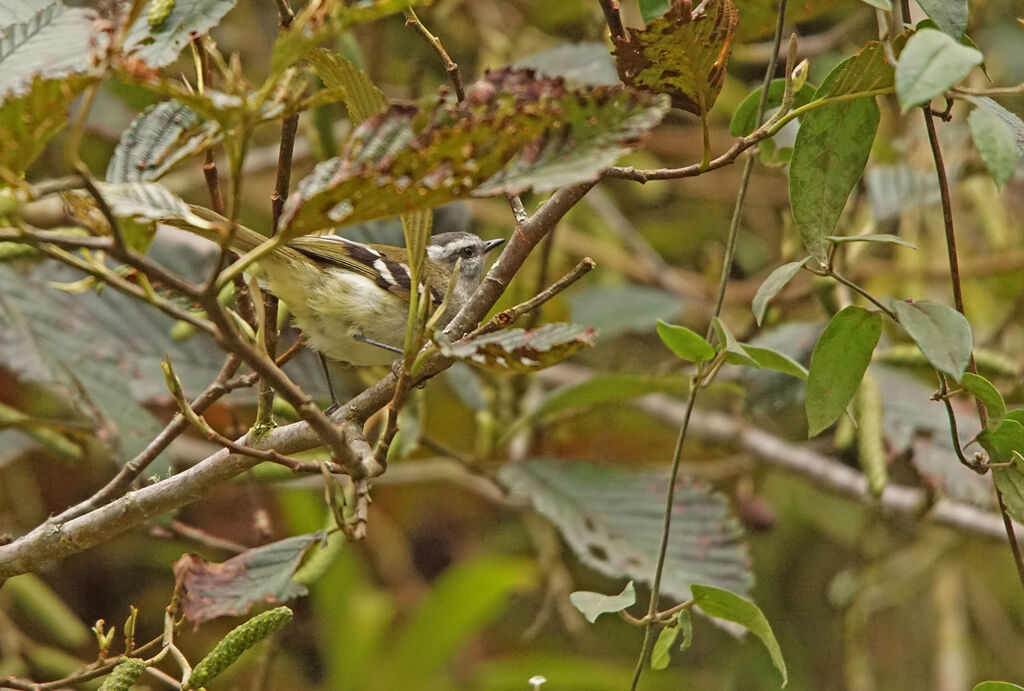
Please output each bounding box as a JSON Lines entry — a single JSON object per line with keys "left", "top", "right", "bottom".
{"left": 440, "top": 323, "right": 597, "bottom": 373}
{"left": 613, "top": 0, "right": 739, "bottom": 116}
{"left": 173, "top": 533, "right": 321, "bottom": 625}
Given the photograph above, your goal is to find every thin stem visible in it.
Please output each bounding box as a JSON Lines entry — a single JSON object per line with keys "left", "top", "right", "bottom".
{"left": 403, "top": 7, "right": 465, "bottom": 101}
{"left": 598, "top": 0, "right": 627, "bottom": 41}
{"left": 826, "top": 268, "right": 898, "bottom": 319}
{"left": 630, "top": 3, "right": 788, "bottom": 687}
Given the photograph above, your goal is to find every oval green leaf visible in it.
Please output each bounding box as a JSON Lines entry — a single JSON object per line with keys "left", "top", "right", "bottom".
{"left": 569, "top": 581, "right": 636, "bottom": 624}
{"left": 752, "top": 258, "right": 810, "bottom": 326}
{"left": 742, "top": 345, "right": 808, "bottom": 380}
{"left": 891, "top": 299, "right": 973, "bottom": 379}
{"left": 650, "top": 624, "right": 679, "bottom": 670}
{"left": 896, "top": 29, "right": 982, "bottom": 112}
{"left": 968, "top": 101, "right": 1023, "bottom": 188}
{"left": 806, "top": 306, "right": 883, "bottom": 437}
{"left": 960, "top": 372, "right": 1006, "bottom": 429}
{"left": 691, "top": 584, "right": 787, "bottom": 687}
{"left": 657, "top": 320, "right": 716, "bottom": 363}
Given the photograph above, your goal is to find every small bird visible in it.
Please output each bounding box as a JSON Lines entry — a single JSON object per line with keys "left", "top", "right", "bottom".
{"left": 170, "top": 209, "right": 504, "bottom": 366}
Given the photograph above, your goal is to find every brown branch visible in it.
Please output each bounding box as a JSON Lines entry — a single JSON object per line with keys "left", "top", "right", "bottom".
{"left": 404, "top": 7, "right": 465, "bottom": 101}
{"left": 473, "top": 257, "right": 595, "bottom": 336}
{"left": 598, "top": 0, "right": 627, "bottom": 42}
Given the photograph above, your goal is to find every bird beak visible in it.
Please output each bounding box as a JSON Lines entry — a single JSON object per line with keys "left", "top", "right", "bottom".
{"left": 483, "top": 238, "right": 505, "bottom": 254}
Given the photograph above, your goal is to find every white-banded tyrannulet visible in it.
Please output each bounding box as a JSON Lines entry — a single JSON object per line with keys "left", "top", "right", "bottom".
{"left": 173, "top": 209, "right": 504, "bottom": 366}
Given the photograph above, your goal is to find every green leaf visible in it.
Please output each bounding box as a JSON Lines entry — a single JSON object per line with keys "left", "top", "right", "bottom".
{"left": 439, "top": 323, "right": 596, "bottom": 373}
{"left": 968, "top": 99, "right": 1023, "bottom": 188}
{"left": 106, "top": 101, "right": 220, "bottom": 183}
{"left": 826, "top": 233, "right": 917, "bottom": 249}
{"left": 638, "top": 0, "right": 672, "bottom": 24}
{"left": 306, "top": 48, "right": 387, "bottom": 124}
{"left": 173, "top": 533, "right": 321, "bottom": 624}
{"left": 993, "top": 452, "right": 1024, "bottom": 525}
{"left": 916, "top": 0, "right": 968, "bottom": 38}
{"left": 978, "top": 420, "right": 1024, "bottom": 463}
{"left": 677, "top": 609, "right": 693, "bottom": 651}
{"left": 650, "top": 624, "right": 679, "bottom": 670}
{"left": 498, "top": 459, "right": 753, "bottom": 601}
{"left": 895, "top": 29, "right": 982, "bottom": 112}
{"left": 530, "top": 373, "right": 691, "bottom": 421}
{"left": 280, "top": 69, "right": 669, "bottom": 237}
{"left": 890, "top": 299, "right": 973, "bottom": 379}
{"left": 752, "top": 258, "right": 809, "bottom": 326}
{"left": 656, "top": 320, "right": 715, "bottom": 363}
{"left": 789, "top": 43, "right": 893, "bottom": 264}
{"left": 0, "top": 1, "right": 99, "bottom": 101}
{"left": 960, "top": 372, "right": 1005, "bottom": 429}
{"left": 805, "top": 306, "right": 883, "bottom": 436}
{"left": 612, "top": 0, "right": 739, "bottom": 116}
{"left": 569, "top": 582, "right": 636, "bottom": 624}
{"left": 0, "top": 74, "right": 92, "bottom": 174}
{"left": 712, "top": 317, "right": 760, "bottom": 368}
{"left": 974, "top": 683, "right": 1024, "bottom": 691}
{"left": 729, "top": 79, "right": 816, "bottom": 137}
{"left": 124, "top": 0, "right": 238, "bottom": 68}
{"left": 691, "top": 584, "right": 787, "bottom": 686}
{"left": 742, "top": 345, "right": 808, "bottom": 380}
{"left": 569, "top": 284, "right": 681, "bottom": 338}
{"left": 1007, "top": 410, "right": 1024, "bottom": 426}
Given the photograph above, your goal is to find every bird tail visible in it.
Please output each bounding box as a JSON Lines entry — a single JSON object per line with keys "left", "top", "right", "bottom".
{"left": 163, "top": 205, "right": 307, "bottom": 265}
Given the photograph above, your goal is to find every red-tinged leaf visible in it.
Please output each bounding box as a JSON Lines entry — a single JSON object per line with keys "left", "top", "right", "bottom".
{"left": 172, "top": 533, "right": 321, "bottom": 624}
{"left": 612, "top": 0, "right": 738, "bottom": 116}
{"left": 440, "top": 323, "right": 596, "bottom": 373}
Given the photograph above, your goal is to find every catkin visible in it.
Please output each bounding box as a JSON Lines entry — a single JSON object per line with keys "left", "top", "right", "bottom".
{"left": 99, "top": 657, "right": 148, "bottom": 691}
{"left": 184, "top": 607, "right": 293, "bottom": 690}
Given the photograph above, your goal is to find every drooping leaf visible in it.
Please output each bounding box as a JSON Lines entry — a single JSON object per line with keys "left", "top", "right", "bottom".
{"left": 826, "top": 233, "right": 917, "bottom": 249}
{"left": 752, "top": 258, "right": 809, "bottom": 326}
{"left": 690, "top": 584, "right": 787, "bottom": 686}
{"left": 569, "top": 581, "right": 636, "bottom": 624}
{"left": 513, "top": 42, "right": 620, "bottom": 86}
{"left": 106, "top": 101, "right": 220, "bottom": 183}
{"left": 650, "top": 623, "right": 679, "bottom": 670}
{"left": 789, "top": 43, "right": 893, "bottom": 264}
{"left": 0, "top": 74, "right": 93, "bottom": 174}
{"left": 968, "top": 99, "right": 1023, "bottom": 188}
{"left": 805, "top": 306, "right": 883, "bottom": 436}
{"left": 173, "top": 533, "right": 321, "bottom": 624}
{"left": 895, "top": 29, "right": 982, "bottom": 112}
{"left": 890, "top": 299, "right": 972, "bottom": 380}
{"left": 729, "top": 79, "right": 816, "bottom": 137}
{"left": 741, "top": 345, "right": 808, "bottom": 380}
{"left": 498, "top": 459, "right": 753, "bottom": 601}
{"left": 960, "top": 372, "right": 1005, "bottom": 430}
{"left": 916, "top": 0, "right": 968, "bottom": 38}
{"left": 0, "top": 1, "right": 99, "bottom": 101}
{"left": 279, "top": 69, "right": 668, "bottom": 237}
{"left": 440, "top": 323, "right": 596, "bottom": 373}
{"left": 677, "top": 609, "right": 693, "bottom": 651}
{"left": 656, "top": 320, "right": 715, "bottom": 363}
{"left": 123, "top": 0, "right": 239, "bottom": 69}
{"left": 612, "top": 0, "right": 738, "bottom": 116}
{"left": 569, "top": 284, "right": 682, "bottom": 338}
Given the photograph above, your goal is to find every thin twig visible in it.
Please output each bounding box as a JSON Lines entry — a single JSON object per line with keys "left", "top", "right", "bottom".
{"left": 76, "top": 167, "right": 126, "bottom": 252}
{"left": 598, "top": 0, "right": 627, "bottom": 41}
{"left": 403, "top": 7, "right": 465, "bottom": 101}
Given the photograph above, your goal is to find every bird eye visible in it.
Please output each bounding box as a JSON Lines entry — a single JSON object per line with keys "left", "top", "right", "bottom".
{"left": 460, "top": 246, "right": 474, "bottom": 258}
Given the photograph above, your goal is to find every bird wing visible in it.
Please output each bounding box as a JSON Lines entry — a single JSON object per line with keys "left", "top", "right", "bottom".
{"left": 289, "top": 236, "right": 414, "bottom": 298}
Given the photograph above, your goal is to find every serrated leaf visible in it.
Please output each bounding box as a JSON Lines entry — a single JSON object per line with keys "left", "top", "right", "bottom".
{"left": 569, "top": 284, "right": 682, "bottom": 337}
{"left": 440, "top": 323, "right": 596, "bottom": 373}
{"left": 790, "top": 42, "right": 893, "bottom": 263}
{"left": 650, "top": 624, "right": 679, "bottom": 670}
{"left": 307, "top": 48, "right": 387, "bottom": 124}
{"left": 279, "top": 69, "right": 668, "bottom": 237}
{"left": 656, "top": 320, "right": 715, "bottom": 363}
{"left": 691, "top": 584, "right": 787, "bottom": 686}
{"left": 123, "top": 0, "right": 238, "bottom": 69}
{"left": 742, "top": 345, "right": 808, "bottom": 380}
{"left": 729, "top": 79, "right": 815, "bottom": 137}
{"left": 498, "top": 459, "right": 753, "bottom": 601}
{"left": 613, "top": 0, "right": 738, "bottom": 116}
{"left": 890, "top": 299, "right": 972, "bottom": 379}
{"left": 106, "top": 101, "right": 220, "bottom": 183}
{"left": 752, "top": 258, "right": 809, "bottom": 326}
{"left": 0, "top": 74, "right": 92, "bottom": 174}
{"left": 960, "top": 372, "right": 1005, "bottom": 429}
{"left": 569, "top": 581, "right": 636, "bottom": 624}
{"left": 174, "top": 533, "right": 320, "bottom": 624}
{"left": 895, "top": 29, "right": 982, "bottom": 112}
{"left": 67, "top": 181, "right": 215, "bottom": 234}
{"left": 968, "top": 100, "right": 1023, "bottom": 188}
{"left": 916, "top": 0, "right": 968, "bottom": 38}
{"left": 827, "top": 233, "right": 917, "bottom": 249}
{"left": 0, "top": 1, "right": 99, "bottom": 101}
{"left": 806, "top": 306, "right": 883, "bottom": 436}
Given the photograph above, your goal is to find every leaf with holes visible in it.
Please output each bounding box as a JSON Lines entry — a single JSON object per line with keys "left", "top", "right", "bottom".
{"left": 968, "top": 98, "right": 1024, "bottom": 188}
{"left": 891, "top": 299, "right": 973, "bottom": 380}
{"left": 0, "top": 74, "right": 94, "bottom": 174}
{"left": 896, "top": 29, "right": 982, "bottom": 112}
{"left": 789, "top": 42, "right": 894, "bottom": 264}
{"left": 569, "top": 581, "right": 636, "bottom": 623}
{"left": 498, "top": 458, "right": 753, "bottom": 601}
{"left": 806, "top": 306, "right": 883, "bottom": 436}
{"left": 173, "top": 533, "right": 321, "bottom": 624}
{"left": 123, "top": 0, "right": 238, "bottom": 69}
{"left": 279, "top": 69, "right": 668, "bottom": 238}
{"left": 0, "top": 1, "right": 100, "bottom": 101}
{"left": 106, "top": 101, "right": 220, "bottom": 183}
{"left": 612, "top": 0, "right": 738, "bottom": 116}
{"left": 441, "top": 323, "right": 595, "bottom": 373}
